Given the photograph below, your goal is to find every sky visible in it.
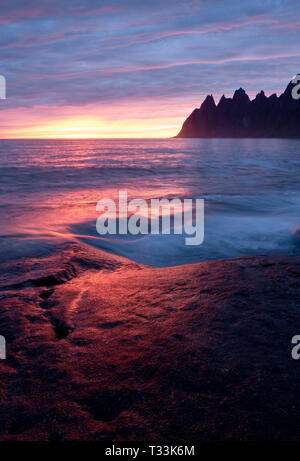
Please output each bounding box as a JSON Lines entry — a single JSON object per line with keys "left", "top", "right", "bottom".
{"left": 0, "top": 0, "right": 300, "bottom": 138}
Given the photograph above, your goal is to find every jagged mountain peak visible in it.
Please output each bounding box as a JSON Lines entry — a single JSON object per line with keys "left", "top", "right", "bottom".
{"left": 200, "top": 94, "right": 216, "bottom": 110}
{"left": 254, "top": 90, "right": 267, "bottom": 101}
{"left": 233, "top": 87, "right": 246, "bottom": 96}
{"left": 233, "top": 87, "right": 250, "bottom": 105}
{"left": 176, "top": 78, "right": 300, "bottom": 138}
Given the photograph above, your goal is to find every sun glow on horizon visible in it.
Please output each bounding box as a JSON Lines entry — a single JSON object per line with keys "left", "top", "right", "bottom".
{"left": 0, "top": 102, "right": 186, "bottom": 139}
{"left": 1, "top": 121, "right": 180, "bottom": 138}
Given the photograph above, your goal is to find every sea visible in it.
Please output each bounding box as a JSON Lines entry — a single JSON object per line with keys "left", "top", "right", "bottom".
{"left": 0, "top": 138, "right": 299, "bottom": 267}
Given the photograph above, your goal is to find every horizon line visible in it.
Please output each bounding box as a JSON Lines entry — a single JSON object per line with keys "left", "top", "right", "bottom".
{"left": 0, "top": 136, "right": 174, "bottom": 140}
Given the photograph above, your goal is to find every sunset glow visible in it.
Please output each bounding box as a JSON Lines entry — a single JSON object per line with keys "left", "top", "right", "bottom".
{"left": 0, "top": 99, "right": 191, "bottom": 138}
{"left": 0, "top": 116, "right": 181, "bottom": 139}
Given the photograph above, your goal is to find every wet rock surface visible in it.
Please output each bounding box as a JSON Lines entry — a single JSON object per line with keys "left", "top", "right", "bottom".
{"left": 0, "top": 243, "right": 299, "bottom": 440}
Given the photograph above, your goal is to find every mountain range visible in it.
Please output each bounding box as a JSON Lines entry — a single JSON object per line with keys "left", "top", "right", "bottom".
{"left": 176, "top": 78, "right": 300, "bottom": 138}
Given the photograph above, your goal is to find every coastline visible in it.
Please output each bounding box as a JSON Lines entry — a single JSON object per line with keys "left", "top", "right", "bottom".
{"left": 0, "top": 242, "right": 299, "bottom": 440}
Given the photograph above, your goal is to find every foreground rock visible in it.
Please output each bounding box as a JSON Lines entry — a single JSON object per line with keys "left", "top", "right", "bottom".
{"left": 0, "top": 243, "right": 299, "bottom": 440}
{"left": 176, "top": 77, "right": 300, "bottom": 138}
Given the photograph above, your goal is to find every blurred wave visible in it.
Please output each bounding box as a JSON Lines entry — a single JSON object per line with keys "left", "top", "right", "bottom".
{"left": 0, "top": 138, "right": 299, "bottom": 266}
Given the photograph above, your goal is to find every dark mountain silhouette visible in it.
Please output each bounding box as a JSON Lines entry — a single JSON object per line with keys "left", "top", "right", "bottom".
{"left": 176, "top": 78, "right": 300, "bottom": 138}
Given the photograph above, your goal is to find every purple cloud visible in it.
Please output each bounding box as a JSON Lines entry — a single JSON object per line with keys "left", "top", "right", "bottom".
{"left": 0, "top": 0, "right": 300, "bottom": 117}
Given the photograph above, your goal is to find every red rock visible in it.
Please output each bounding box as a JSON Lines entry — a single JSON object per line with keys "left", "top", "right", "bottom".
{"left": 0, "top": 243, "right": 299, "bottom": 440}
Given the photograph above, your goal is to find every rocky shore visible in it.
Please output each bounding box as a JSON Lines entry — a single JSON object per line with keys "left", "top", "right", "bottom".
{"left": 0, "top": 242, "right": 299, "bottom": 440}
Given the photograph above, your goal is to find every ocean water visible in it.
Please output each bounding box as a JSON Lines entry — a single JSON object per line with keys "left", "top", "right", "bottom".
{"left": 0, "top": 138, "right": 299, "bottom": 267}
